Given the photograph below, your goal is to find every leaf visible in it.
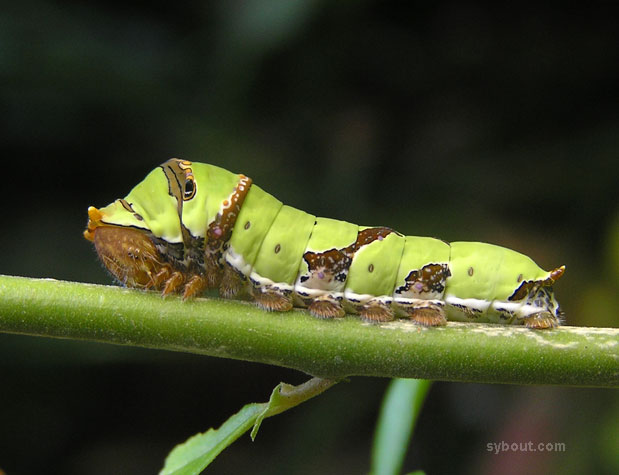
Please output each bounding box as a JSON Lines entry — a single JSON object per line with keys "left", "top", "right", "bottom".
{"left": 159, "top": 377, "right": 337, "bottom": 475}
{"left": 160, "top": 403, "right": 266, "bottom": 475}
{"left": 370, "top": 379, "right": 432, "bottom": 475}
{"left": 251, "top": 383, "right": 284, "bottom": 441}
{"left": 252, "top": 378, "right": 339, "bottom": 439}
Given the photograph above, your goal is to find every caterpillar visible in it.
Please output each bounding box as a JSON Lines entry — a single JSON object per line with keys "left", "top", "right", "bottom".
{"left": 84, "top": 158, "right": 565, "bottom": 329}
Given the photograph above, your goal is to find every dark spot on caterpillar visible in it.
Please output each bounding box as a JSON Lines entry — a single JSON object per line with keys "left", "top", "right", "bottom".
{"left": 335, "top": 273, "right": 347, "bottom": 282}
{"left": 244, "top": 221, "right": 251, "bottom": 230}
{"left": 120, "top": 199, "right": 135, "bottom": 213}
{"left": 300, "top": 275, "right": 309, "bottom": 283}
{"left": 274, "top": 244, "right": 281, "bottom": 254}
{"left": 468, "top": 267, "right": 474, "bottom": 276}
{"left": 184, "top": 178, "right": 195, "bottom": 199}
{"left": 368, "top": 263, "right": 374, "bottom": 273}
{"left": 517, "top": 273, "right": 523, "bottom": 282}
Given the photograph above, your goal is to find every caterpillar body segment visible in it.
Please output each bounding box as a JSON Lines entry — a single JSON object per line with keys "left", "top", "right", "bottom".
{"left": 85, "top": 159, "right": 565, "bottom": 329}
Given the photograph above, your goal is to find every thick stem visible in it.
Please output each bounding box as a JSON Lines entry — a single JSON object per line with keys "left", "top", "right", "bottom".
{"left": 0, "top": 275, "right": 617, "bottom": 387}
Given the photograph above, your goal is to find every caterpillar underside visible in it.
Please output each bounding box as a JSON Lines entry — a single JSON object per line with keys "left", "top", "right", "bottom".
{"left": 84, "top": 159, "right": 565, "bottom": 329}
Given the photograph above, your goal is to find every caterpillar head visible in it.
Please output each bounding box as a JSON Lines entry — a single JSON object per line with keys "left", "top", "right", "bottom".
{"left": 84, "top": 160, "right": 189, "bottom": 287}
{"left": 85, "top": 206, "right": 166, "bottom": 288}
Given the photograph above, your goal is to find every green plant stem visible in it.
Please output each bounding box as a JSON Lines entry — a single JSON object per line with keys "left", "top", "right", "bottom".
{"left": 0, "top": 275, "right": 617, "bottom": 387}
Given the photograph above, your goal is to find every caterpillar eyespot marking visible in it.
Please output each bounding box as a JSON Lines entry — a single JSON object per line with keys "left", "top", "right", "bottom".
{"left": 84, "top": 159, "right": 565, "bottom": 329}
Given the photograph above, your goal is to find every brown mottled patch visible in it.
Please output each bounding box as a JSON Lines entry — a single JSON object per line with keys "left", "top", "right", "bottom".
{"left": 396, "top": 263, "right": 451, "bottom": 296}
{"left": 301, "top": 248, "right": 352, "bottom": 285}
{"left": 299, "top": 227, "right": 395, "bottom": 289}
{"left": 203, "top": 174, "right": 253, "bottom": 286}
{"left": 509, "top": 280, "right": 538, "bottom": 301}
{"left": 509, "top": 266, "right": 565, "bottom": 302}
{"left": 344, "top": 227, "right": 394, "bottom": 255}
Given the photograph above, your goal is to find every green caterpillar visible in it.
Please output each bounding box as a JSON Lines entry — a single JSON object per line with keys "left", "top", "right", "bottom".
{"left": 84, "top": 158, "right": 565, "bottom": 329}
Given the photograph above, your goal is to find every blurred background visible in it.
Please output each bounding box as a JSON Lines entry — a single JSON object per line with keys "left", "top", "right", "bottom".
{"left": 1, "top": 1, "right": 618, "bottom": 473}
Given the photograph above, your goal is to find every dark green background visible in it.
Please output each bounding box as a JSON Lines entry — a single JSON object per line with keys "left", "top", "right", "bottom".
{"left": 1, "top": 2, "right": 617, "bottom": 474}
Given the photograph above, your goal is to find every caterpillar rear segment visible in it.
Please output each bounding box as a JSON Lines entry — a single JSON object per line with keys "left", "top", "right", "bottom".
{"left": 85, "top": 159, "right": 565, "bottom": 329}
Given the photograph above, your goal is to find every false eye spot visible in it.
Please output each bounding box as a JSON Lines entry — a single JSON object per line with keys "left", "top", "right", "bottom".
{"left": 183, "top": 177, "right": 196, "bottom": 200}
{"left": 368, "top": 263, "right": 374, "bottom": 273}
{"left": 468, "top": 267, "right": 474, "bottom": 276}
{"left": 244, "top": 221, "right": 251, "bottom": 230}
{"left": 274, "top": 244, "right": 281, "bottom": 254}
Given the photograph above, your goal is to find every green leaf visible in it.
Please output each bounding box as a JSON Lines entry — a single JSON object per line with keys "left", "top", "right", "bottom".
{"left": 370, "top": 379, "right": 432, "bottom": 475}
{"left": 250, "top": 378, "right": 337, "bottom": 440}
{"left": 160, "top": 403, "right": 265, "bottom": 475}
{"left": 251, "top": 383, "right": 284, "bottom": 441}
{"left": 160, "top": 377, "right": 337, "bottom": 475}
